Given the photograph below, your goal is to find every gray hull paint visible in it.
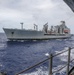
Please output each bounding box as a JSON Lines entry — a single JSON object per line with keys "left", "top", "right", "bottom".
{"left": 3, "top": 28, "right": 71, "bottom": 40}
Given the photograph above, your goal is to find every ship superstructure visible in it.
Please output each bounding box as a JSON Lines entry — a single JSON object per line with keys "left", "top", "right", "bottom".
{"left": 3, "top": 21, "right": 71, "bottom": 41}
{"left": 43, "top": 21, "right": 70, "bottom": 35}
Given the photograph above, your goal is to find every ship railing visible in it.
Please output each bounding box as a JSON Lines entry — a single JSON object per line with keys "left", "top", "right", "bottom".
{"left": 16, "top": 47, "right": 74, "bottom": 75}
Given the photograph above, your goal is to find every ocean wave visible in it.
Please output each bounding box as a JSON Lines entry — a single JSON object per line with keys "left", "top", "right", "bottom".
{"left": 19, "top": 66, "right": 66, "bottom": 75}
{"left": 0, "top": 44, "right": 7, "bottom": 49}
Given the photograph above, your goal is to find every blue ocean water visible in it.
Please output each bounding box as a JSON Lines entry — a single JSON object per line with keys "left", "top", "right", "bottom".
{"left": 0, "top": 33, "right": 74, "bottom": 75}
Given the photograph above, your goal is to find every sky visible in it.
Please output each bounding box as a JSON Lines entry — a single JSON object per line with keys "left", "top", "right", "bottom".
{"left": 0, "top": 0, "right": 74, "bottom": 33}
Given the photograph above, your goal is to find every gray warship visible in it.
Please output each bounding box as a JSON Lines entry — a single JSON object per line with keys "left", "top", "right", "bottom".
{"left": 3, "top": 21, "right": 71, "bottom": 41}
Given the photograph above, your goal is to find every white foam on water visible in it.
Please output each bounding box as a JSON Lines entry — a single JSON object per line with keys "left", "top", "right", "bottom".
{"left": 0, "top": 44, "right": 5, "bottom": 48}
{"left": 54, "top": 47, "right": 74, "bottom": 75}
{"left": 0, "top": 44, "right": 7, "bottom": 49}
{"left": 59, "top": 48, "right": 74, "bottom": 62}
{"left": 59, "top": 52, "right": 68, "bottom": 62}
{"left": 19, "top": 64, "right": 67, "bottom": 75}
{"left": 19, "top": 66, "right": 66, "bottom": 75}
{"left": 55, "top": 47, "right": 69, "bottom": 62}
{"left": 45, "top": 53, "right": 49, "bottom": 56}
{"left": 19, "top": 68, "right": 48, "bottom": 75}
{"left": 0, "top": 63, "right": 3, "bottom": 67}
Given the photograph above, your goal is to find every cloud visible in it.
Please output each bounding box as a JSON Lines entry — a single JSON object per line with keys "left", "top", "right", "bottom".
{"left": 0, "top": 0, "right": 74, "bottom": 33}
{"left": 0, "top": 9, "right": 33, "bottom": 21}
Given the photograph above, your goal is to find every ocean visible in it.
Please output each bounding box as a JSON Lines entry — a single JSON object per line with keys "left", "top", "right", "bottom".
{"left": 0, "top": 33, "right": 74, "bottom": 75}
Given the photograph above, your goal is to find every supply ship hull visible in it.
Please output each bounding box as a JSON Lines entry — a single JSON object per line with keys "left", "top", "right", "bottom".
{"left": 3, "top": 21, "right": 71, "bottom": 41}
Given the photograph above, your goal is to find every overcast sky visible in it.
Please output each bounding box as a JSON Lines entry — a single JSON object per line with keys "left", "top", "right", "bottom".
{"left": 0, "top": 0, "right": 74, "bottom": 33}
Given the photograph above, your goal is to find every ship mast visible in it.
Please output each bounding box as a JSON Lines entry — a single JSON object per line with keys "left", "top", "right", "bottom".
{"left": 34, "top": 24, "right": 38, "bottom": 31}
{"left": 20, "top": 22, "right": 24, "bottom": 29}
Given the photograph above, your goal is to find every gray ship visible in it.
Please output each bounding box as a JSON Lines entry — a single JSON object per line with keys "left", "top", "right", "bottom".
{"left": 3, "top": 21, "right": 71, "bottom": 41}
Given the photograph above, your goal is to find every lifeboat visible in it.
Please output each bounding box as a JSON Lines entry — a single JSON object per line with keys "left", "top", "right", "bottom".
{"left": 64, "top": 30, "right": 69, "bottom": 33}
